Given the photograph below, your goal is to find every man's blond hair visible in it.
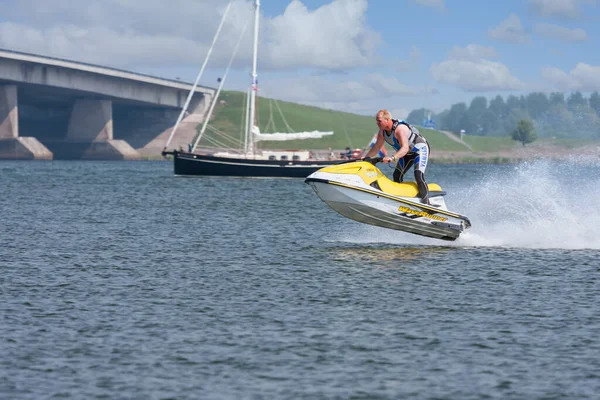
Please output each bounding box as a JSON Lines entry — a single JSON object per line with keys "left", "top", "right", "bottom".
{"left": 376, "top": 109, "right": 392, "bottom": 120}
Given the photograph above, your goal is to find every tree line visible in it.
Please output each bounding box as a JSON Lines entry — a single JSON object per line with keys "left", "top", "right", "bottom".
{"left": 406, "top": 91, "right": 600, "bottom": 139}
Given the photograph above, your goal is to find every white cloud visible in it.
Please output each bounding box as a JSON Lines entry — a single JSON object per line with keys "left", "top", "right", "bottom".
{"left": 413, "top": 0, "right": 446, "bottom": 12}
{"left": 448, "top": 44, "right": 499, "bottom": 61}
{"left": 430, "top": 44, "right": 523, "bottom": 92}
{"left": 0, "top": 0, "right": 434, "bottom": 115}
{"left": 528, "top": 0, "right": 583, "bottom": 19}
{"left": 0, "top": 0, "right": 381, "bottom": 72}
{"left": 488, "top": 14, "right": 530, "bottom": 44}
{"left": 0, "top": 0, "right": 237, "bottom": 44}
{"left": 254, "top": 74, "right": 431, "bottom": 117}
{"left": 542, "top": 63, "right": 600, "bottom": 91}
{"left": 307, "top": 102, "right": 409, "bottom": 119}
{"left": 261, "top": 73, "right": 433, "bottom": 104}
{"left": 0, "top": 21, "right": 212, "bottom": 68}
{"left": 541, "top": 67, "right": 576, "bottom": 89}
{"left": 431, "top": 60, "right": 524, "bottom": 92}
{"left": 263, "top": 0, "right": 381, "bottom": 70}
{"left": 534, "top": 23, "right": 588, "bottom": 42}
{"left": 0, "top": 0, "right": 252, "bottom": 69}
{"left": 364, "top": 73, "right": 430, "bottom": 96}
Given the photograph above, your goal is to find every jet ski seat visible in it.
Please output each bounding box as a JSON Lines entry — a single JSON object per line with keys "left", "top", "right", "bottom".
{"left": 371, "top": 174, "right": 446, "bottom": 198}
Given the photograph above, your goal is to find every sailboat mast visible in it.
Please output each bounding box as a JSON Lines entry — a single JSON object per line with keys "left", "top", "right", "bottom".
{"left": 163, "top": 1, "right": 232, "bottom": 152}
{"left": 247, "top": 0, "right": 260, "bottom": 154}
{"left": 244, "top": 87, "right": 251, "bottom": 153}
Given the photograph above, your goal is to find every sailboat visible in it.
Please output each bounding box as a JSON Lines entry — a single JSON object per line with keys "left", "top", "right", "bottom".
{"left": 161, "top": 0, "right": 345, "bottom": 178}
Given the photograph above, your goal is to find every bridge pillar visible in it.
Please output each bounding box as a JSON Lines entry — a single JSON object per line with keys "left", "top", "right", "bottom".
{"left": 0, "top": 84, "right": 53, "bottom": 159}
{"left": 57, "top": 98, "right": 140, "bottom": 160}
{"left": 137, "top": 93, "right": 211, "bottom": 157}
{"left": 67, "top": 99, "right": 113, "bottom": 141}
{"left": 0, "top": 84, "right": 18, "bottom": 138}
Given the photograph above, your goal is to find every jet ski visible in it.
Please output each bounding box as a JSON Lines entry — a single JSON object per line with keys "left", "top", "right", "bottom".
{"left": 305, "top": 157, "right": 471, "bottom": 241}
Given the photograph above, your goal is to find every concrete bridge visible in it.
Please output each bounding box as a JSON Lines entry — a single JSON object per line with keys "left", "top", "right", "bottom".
{"left": 0, "top": 48, "right": 215, "bottom": 160}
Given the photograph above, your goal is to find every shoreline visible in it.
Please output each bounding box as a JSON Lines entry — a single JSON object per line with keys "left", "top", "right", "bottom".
{"left": 144, "top": 148, "right": 600, "bottom": 164}
{"left": 431, "top": 146, "right": 600, "bottom": 164}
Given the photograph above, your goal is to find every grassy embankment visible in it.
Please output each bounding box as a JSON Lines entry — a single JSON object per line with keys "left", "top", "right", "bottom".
{"left": 201, "top": 91, "right": 597, "bottom": 163}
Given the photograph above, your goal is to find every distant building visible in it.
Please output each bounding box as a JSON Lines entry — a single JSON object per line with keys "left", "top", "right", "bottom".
{"left": 423, "top": 111, "right": 435, "bottom": 129}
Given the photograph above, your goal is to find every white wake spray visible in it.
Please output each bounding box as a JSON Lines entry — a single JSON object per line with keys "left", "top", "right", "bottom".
{"left": 454, "top": 159, "right": 600, "bottom": 249}
{"left": 336, "top": 159, "right": 600, "bottom": 250}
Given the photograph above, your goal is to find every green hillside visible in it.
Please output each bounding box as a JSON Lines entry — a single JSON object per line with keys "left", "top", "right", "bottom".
{"left": 462, "top": 135, "right": 519, "bottom": 152}
{"left": 202, "top": 91, "right": 468, "bottom": 151}
{"left": 462, "top": 134, "right": 596, "bottom": 152}
{"left": 196, "top": 90, "right": 600, "bottom": 164}
{"left": 417, "top": 128, "right": 471, "bottom": 152}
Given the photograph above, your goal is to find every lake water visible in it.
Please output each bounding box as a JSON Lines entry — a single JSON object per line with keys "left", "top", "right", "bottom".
{"left": 1, "top": 159, "right": 599, "bottom": 399}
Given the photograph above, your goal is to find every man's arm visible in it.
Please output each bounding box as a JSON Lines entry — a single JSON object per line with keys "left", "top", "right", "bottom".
{"left": 391, "top": 125, "right": 410, "bottom": 160}
{"left": 382, "top": 125, "right": 410, "bottom": 163}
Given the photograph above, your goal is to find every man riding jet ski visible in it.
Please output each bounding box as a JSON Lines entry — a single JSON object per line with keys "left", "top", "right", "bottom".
{"left": 366, "top": 109, "right": 433, "bottom": 205}
{"left": 305, "top": 157, "right": 471, "bottom": 241}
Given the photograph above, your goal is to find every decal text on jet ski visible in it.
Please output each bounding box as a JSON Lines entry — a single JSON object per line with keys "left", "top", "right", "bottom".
{"left": 398, "top": 206, "right": 448, "bottom": 222}
{"left": 365, "top": 169, "right": 378, "bottom": 178}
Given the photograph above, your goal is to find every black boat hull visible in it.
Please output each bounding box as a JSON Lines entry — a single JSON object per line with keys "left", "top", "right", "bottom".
{"left": 167, "top": 151, "right": 340, "bottom": 178}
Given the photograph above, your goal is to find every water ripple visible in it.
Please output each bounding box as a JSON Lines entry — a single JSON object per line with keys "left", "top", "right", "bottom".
{"left": 1, "top": 161, "right": 599, "bottom": 399}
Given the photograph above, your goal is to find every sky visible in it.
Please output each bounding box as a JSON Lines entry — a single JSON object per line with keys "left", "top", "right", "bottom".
{"left": 1, "top": 0, "right": 600, "bottom": 118}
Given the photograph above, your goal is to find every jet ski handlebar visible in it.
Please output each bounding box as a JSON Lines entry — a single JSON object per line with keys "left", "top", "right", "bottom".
{"left": 333, "top": 156, "right": 384, "bottom": 165}
{"left": 362, "top": 156, "right": 384, "bottom": 165}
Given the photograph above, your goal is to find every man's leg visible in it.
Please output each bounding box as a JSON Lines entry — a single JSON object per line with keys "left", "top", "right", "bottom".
{"left": 393, "top": 156, "right": 415, "bottom": 183}
{"left": 413, "top": 143, "right": 430, "bottom": 204}
{"left": 415, "top": 170, "right": 429, "bottom": 204}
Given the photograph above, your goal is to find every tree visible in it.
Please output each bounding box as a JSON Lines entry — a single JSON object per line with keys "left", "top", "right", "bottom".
{"left": 589, "top": 91, "right": 600, "bottom": 116}
{"left": 468, "top": 96, "right": 488, "bottom": 134}
{"left": 506, "top": 95, "right": 521, "bottom": 110}
{"left": 480, "top": 109, "right": 499, "bottom": 134}
{"left": 406, "top": 89, "right": 600, "bottom": 140}
{"left": 504, "top": 108, "right": 531, "bottom": 135}
{"left": 435, "top": 109, "right": 449, "bottom": 128}
{"left": 567, "top": 91, "right": 586, "bottom": 111}
{"left": 489, "top": 95, "right": 507, "bottom": 118}
{"left": 458, "top": 113, "right": 475, "bottom": 135}
{"left": 442, "top": 102, "right": 468, "bottom": 133}
{"left": 525, "top": 92, "right": 549, "bottom": 119}
{"left": 549, "top": 92, "right": 565, "bottom": 106}
{"left": 511, "top": 119, "right": 537, "bottom": 146}
{"left": 570, "top": 104, "right": 600, "bottom": 139}
{"left": 538, "top": 103, "right": 574, "bottom": 138}
{"left": 406, "top": 108, "right": 428, "bottom": 126}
